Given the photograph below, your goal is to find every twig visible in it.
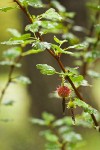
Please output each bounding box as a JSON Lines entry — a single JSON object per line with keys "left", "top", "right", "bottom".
{"left": 49, "top": 124, "right": 66, "bottom": 150}
{"left": 0, "top": 55, "right": 22, "bottom": 103}
{"left": 14, "top": 0, "right": 100, "bottom": 131}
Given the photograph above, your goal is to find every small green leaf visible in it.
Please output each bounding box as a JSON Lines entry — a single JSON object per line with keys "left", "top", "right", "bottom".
{"left": 41, "top": 8, "right": 62, "bottom": 21}
{"left": 74, "top": 98, "right": 97, "bottom": 114}
{"left": 1, "top": 39, "right": 24, "bottom": 45}
{"left": 7, "top": 28, "right": 21, "bottom": 37}
{"left": 13, "top": 76, "right": 31, "bottom": 84}
{"left": 76, "top": 112, "right": 93, "bottom": 128}
{"left": 0, "top": 6, "right": 16, "bottom": 12}
{"left": 81, "top": 80, "right": 91, "bottom": 87}
{"left": 41, "top": 21, "right": 59, "bottom": 30}
{"left": 19, "top": 0, "right": 43, "bottom": 8}
{"left": 42, "top": 112, "right": 55, "bottom": 125}
{"left": 87, "top": 70, "right": 100, "bottom": 78}
{"left": 25, "top": 21, "right": 40, "bottom": 33}
{"left": 62, "top": 33, "right": 79, "bottom": 45}
{"left": 31, "top": 118, "right": 45, "bottom": 125}
{"left": 52, "top": 44, "right": 73, "bottom": 55}
{"left": 85, "top": 50, "right": 100, "bottom": 62}
{"left": 34, "top": 42, "right": 51, "bottom": 50}
{"left": 51, "top": 0, "right": 66, "bottom": 12}
{"left": 53, "top": 117, "right": 73, "bottom": 127}
{"left": 36, "top": 64, "right": 56, "bottom": 75}
{"left": 22, "top": 49, "right": 43, "bottom": 56}
{"left": 70, "top": 75, "right": 84, "bottom": 85}
{"left": 45, "top": 142, "right": 60, "bottom": 150}
{"left": 62, "top": 131, "right": 82, "bottom": 142}
{"left": 3, "top": 47, "right": 21, "bottom": 59}
{"left": 1, "top": 33, "right": 31, "bottom": 45}
{"left": 54, "top": 36, "right": 67, "bottom": 46}
{"left": 42, "top": 130, "right": 59, "bottom": 142}
{"left": 67, "top": 42, "right": 88, "bottom": 50}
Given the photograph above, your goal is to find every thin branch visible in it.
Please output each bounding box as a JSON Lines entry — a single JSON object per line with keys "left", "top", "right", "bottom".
{"left": 14, "top": 0, "right": 100, "bottom": 131}
{"left": 13, "top": 0, "right": 32, "bottom": 24}
{"left": 0, "top": 55, "right": 22, "bottom": 103}
{"left": 49, "top": 124, "right": 66, "bottom": 150}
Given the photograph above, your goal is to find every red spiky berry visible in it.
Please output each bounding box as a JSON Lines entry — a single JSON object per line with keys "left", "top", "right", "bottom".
{"left": 57, "top": 86, "right": 71, "bottom": 98}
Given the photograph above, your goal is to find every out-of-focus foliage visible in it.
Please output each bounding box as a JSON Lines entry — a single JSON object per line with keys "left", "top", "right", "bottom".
{"left": 0, "top": 0, "right": 100, "bottom": 150}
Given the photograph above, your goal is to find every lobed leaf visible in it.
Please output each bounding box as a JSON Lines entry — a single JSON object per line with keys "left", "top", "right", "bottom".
{"left": 36, "top": 64, "right": 56, "bottom": 75}
{"left": 74, "top": 98, "right": 97, "bottom": 114}
{"left": 41, "top": 8, "right": 62, "bottom": 21}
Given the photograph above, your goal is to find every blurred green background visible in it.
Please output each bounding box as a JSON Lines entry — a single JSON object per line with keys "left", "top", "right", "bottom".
{"left": 0, "top": 0, "right": 100, "bottom": 150}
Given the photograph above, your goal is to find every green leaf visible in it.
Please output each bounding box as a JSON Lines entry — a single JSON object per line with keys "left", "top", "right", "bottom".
{"left": 45, "top": 142, "right": 60, "bottom": 150}
{"left": 42, "top": 112, "right": 55, "bottom": 125}
{"left": 54, "top": 36, "right": 67, "bottom": 46}
{"left": 74, "top": 98, "right": 97, "bottom": 114}
{"left": 51, "top": 0, "right": 66, "bottom": 12}
{"left": 36, "top": 64, "right": 56, "bottom": 75}
{"left": 22, "top": 49, "right": 43, "bottom": 56}
{"left": 1, "top": 39, "right": 24, "bottom": 45}
{"left": 13, "top": 76, "right": 31, "bottom": 84}
{"left": 41, "top": 21, "right": 59, "bottom": 29}
{"left": 25, "top": 21, "right": 40, "bottom": 33}
{"left": 7, "top": 28, "right": 21, "bottom": 37}
{"left": 42, "top": 130, "right": 59, "bottom": 142}
{"left": 76, "top": 112, "right": 93, "bottom": 128}
{"left": 41, "top": 21, "right": 64, "bottom": 34}
{"left": 58, "top": 126, "right": 71, "bottom": 134}
{"left": 53, "top": 117, "right": 73, "bottom": 127}
{"left": 67, "top": 42, "right": 88, "bottom": 50}
{"left": 52, "top": 44, "right": 73, "bottom": 55}
{"left": 31, "top": 118, "right": 45, "bottom": 126}
{"left": 70, "top": 75, "right": 84, "bottom": 86}
{"left": 62, "top": 33, "right": 79, "bottom": 45}
{"left": 81, "top": 80, "right": 91, "bottom": 87}
{"left": 19, "top": 0, "right": 43, "bottom": 8}
{"left": 3, "top": 47, "right": 21, "bottom": 59}
{"left": 13, "top": 33, "right": 31, "bottom": 40}
{"left": 85, "top": 50, "right": 100, "bottom": 62}
{"left": 34, "top": 42, "right": 51, "bottom": 50}
{"left": 0, "top": 6, "right": 16, "bottom": 12}
{"left": 1, "top": 34, "right": 31, "bottom": 45}
{"left": 87, "top": 70, "right": 100, "bottom": 78}
{"left": 62, "top": 131, "right": 82, "bottom": 143}
{"left": 41, "top": 8, "right": 62, "bottom": 21}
